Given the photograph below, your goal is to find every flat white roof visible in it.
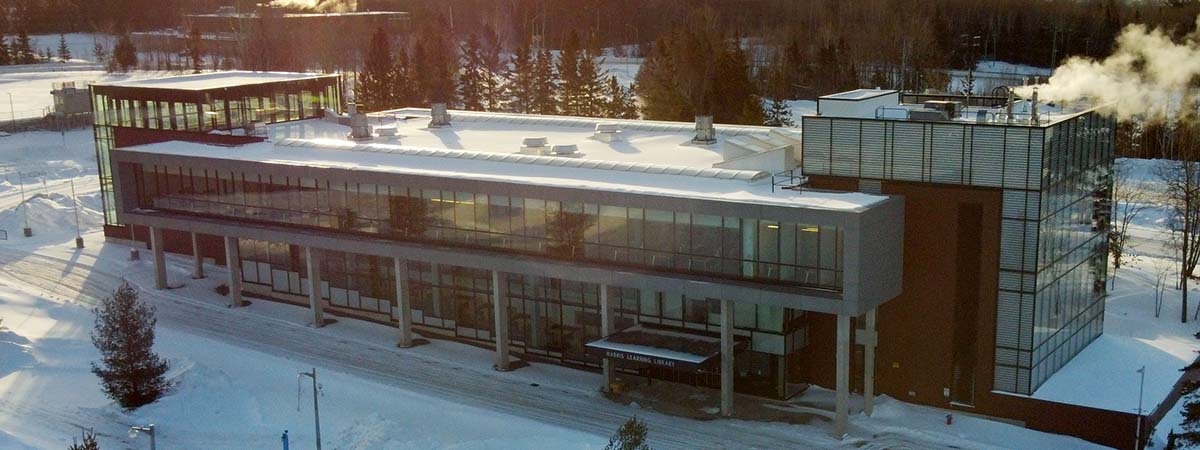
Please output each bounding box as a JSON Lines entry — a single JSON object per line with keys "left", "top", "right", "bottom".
{"left": 119, "top": 114, "right": 887, "bottom": 212}
{"left": 819, "top": 88, "right": 898, "bottom": 101}
{"left": 96, "top": 71, "right": 334, "bottom": 91}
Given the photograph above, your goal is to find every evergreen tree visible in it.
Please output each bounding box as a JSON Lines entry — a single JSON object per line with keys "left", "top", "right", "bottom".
{"left": 458, "top": 33, "right": 489, "bottom": 111}
{"left": 604, "top": 76, "right": 638, "bottom": 119}
{"left": 91, "top": 38, "right": 107, "bottom": 66}
{"left": 183, "top": 28, "right": 203, "bottom": 74}
{"left": 605, "top": 416, "right": 651, "bottom": 450}
{"left": 530, "top": 47, "right": 558, "bottom": 115}
{"left": 0, "top": 33, "right": 10, "bottom": 66}
{"left": 67, "top": 430, "right": 101, "bottom": 450}
{"left": 392, "top": 45, "right": 419, "bottom": 108}
{"left": 412, "top": 17, "right": 457, "bottom": 107}
{"left": 90, "top": 282, "right": 170, "bottom": 410}
{"left": 57, "top": 34, "right": 71, "bottom": 62}
{"left": 1176, "top": 380, "right": 1200, "bottom": 447}
{"left": 112, "top": 34, "right": 137, "bottom": 72}
{"left": 505, "top": 43, "right": 537, "bottom": 113}
{"left": 635, "top": 35, "right": 689, "bottom": 122}
{"left": 575, "top": 40, "right": 609, "bottom": 117}
{"left": 556, "top": 32, "right": 583, "bottom": 116}
{"left": 764, "top": 99, "right": 794, "bottom": 127}
{"left": 15, "top": 29, "right": 35, "bottom": 64}
{"left": 356, "top": 27, "right": 397, "bottom": 112}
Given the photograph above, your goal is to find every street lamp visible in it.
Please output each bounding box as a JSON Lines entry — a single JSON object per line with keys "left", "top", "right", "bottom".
{"left": 129, "top": 424, "right": 155, "bottom": 450}
{"left": 299, "top": 368, "right": 323, "bottom": 450}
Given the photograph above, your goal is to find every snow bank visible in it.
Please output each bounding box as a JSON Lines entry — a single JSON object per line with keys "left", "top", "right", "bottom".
{"left": 0, "top": 329, "right": 35, "bottom": 379}
{"left": 0, "top": 192, "right": 105, "bottom": 236}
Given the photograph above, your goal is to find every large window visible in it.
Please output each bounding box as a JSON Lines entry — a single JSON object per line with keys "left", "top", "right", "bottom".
{"left": 134, "top": 165, "right": 845, "bottom": 290}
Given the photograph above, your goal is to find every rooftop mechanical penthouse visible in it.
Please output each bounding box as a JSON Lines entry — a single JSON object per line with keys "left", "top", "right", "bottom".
{"left": 90, "top": 73, "right": 1124, "bottom": 447}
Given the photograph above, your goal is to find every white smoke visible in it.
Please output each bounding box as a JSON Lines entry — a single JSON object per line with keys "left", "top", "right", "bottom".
{"left": 1017, "top": 15, "right": 1200, "bottom": 121}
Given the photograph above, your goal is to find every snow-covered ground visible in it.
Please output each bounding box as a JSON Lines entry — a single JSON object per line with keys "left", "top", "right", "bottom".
{"left": 0, "top": 70, "right": 1185, "bottom": 450}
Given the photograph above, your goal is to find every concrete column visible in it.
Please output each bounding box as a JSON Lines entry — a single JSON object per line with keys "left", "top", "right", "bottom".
{"left": 223, "top": 236, "right": 243, "bottom": 307}
{"left": 305, "top": 247, "right": 324, "bottom": 327}
{"left": 191, "top": 232, "right": 205, "bottom": 279}
{"left": 600, "top": 285, "right": 613, "bottom": 392}
{"left": 863, "top": 308, "right": 878, "bottom": 417}
{"left": 150, "top": 227, "right": 166, "bottom": 290}
{"left": 492, "top": 270, "right": 510, "bottom": 371}
{"left": 394, "top": 258, "right": 413, "bottom": 348}
{"left": 834, "top": 314, "right": 851, "bottom": 438}
{"left": 720, "top": 298, "right": 734, "bottom": 417}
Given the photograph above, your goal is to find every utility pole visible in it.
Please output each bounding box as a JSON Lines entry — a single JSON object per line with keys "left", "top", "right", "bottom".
{"left": 299, "top": 368, "right": 322, "bottom": 450}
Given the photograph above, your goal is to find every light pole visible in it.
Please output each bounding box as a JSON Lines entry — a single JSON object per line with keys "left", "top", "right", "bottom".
{"left": 1136, "top": 365, "right": 1145, "bottom": 450}
{"left": 128, "top": 424, "right": 155, "bottom": 450}
{"left": 16, "top": 171, "right": 30, "bottom": 237}
{"left": 299, "top": 368, "right": 322, "bottom": 450}
{"left": 7, "top": 92, "right": 14, "bottom": 130}
{"left": 71, "top": 179, "right": 83, "bottom": 248}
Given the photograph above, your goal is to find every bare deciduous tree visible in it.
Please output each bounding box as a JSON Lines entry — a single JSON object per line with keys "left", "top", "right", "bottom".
{"left": 1109, "top": 159, "right": 1149, "bottom": 288}
{"left": 1155, "top": 110, "right": 1200, "bottom": 323}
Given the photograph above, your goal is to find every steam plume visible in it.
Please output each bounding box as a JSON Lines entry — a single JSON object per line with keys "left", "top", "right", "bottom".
{"left": 1017, "top": 15, "right": 1200, "bottom": 121}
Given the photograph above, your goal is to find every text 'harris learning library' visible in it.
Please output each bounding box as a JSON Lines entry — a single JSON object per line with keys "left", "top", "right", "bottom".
{"left": 90, "top": 72, "right": 1127, "bottom": 447}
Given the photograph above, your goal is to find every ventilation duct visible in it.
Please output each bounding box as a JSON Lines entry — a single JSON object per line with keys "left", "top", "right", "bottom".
{"left": 428, "top": 103, "right": 451, "bottom": 128}
{"left": 693, "top": 115, "right": 716, "bottom": 145}
{"left": 594, "top": 123, "right": 622, "bottom": 142}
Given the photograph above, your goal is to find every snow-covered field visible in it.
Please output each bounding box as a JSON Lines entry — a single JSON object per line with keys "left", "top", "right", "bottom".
{"left": 0, "top": 68, "right": 1189, "bottom": 450}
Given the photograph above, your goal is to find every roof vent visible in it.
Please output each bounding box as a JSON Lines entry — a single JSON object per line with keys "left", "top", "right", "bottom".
{"left": 550, "top": 144, "right": 579, "bottom": 156}
{"left": 520, "top": 136, "right": 550, "bottom": 155}
{"left": 594, "top": 123, "right": 622, "bottom": 142}
{"left": 348, "top": 103, "right": 372, "bottom": 141}
{"left": 428, "top": 103, "right": 451, "bottom": 128}
{"left": 693, "top": 115, "right": 716, "bottom": 145}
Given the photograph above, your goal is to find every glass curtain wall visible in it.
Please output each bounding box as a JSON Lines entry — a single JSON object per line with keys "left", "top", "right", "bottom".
{"left": 133, "top": 164, "right": 845, "bottom": 291}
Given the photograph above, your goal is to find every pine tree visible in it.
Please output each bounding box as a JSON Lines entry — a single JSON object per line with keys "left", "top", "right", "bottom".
{"left": 1177, "top": 380, "right": 1200, "bottom": 447}
{"left": 458, "top": 33, "right": 489, "bottom": 111}
{"left": 0, "top": 33, "right": 10, "bottom": 66}
{"left": 356, "top": 27, "right": 396, "bottom": 112}
{"left": 604, "top": 416, "right": 651, "bottom": 450}
{"left": 556, "top": 32, "right": 608, "bottom": 117}
{"left": 67, "top": 430, "right": 101, "bottom": 450}
{"left": 764, "top": 99, "right": 794, "bottom": 127}
{"left": 575, "top": 40, "right": 609, "bottom": 117}
{"left": 604, "top": 76, "right": 638, "bottom": 119}
{"left": 557, "top": 32, "right": 583, "bottom": 116}
{"left": 91, "top": 38, "right": 107, "bottom": 66}
{"left": 412, "top": 17, "right": 457, "bottom": 107}
{"left": 392, "top": 45, "right": 419, "bottom": 108}
{"left": 505, "top": 43, "right": 537, "bottom": 113}
{"left": 15, "top": 29, "right": 34, "bottom": 64}
{"left": 530, "top": 47, "right": 558, "bottom": 115}
{"left": 183, "top": 28, "right": 203, "bottom": 74}
{"left": 112, "top": 34, "right": 137, "bottom": 72}
{"left": 90, "top": 282, "right": 170, "bottom": 410}
{"left": 57, "top": 34, "right": 70, "bottom": 62}
{"left": 635, "top": 35, "right": 690, "bottom": 122}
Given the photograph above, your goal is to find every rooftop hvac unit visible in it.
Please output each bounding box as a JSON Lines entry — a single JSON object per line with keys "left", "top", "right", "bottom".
{"left": 922, "top": 100, "right": 961, "bottom": 120}
{"left": 520, "top": 136, "right": 550, "bottom": 155}
{"left": 594, "top": 123, "right": 622, "bottom": 142}
{"left": 550, "top": 144, "right": 579, "bottom": 156}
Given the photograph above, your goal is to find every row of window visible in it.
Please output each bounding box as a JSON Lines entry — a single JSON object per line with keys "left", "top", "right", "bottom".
{"left": 138, "top": 164, "right": 846, "bottom": 289}
{"left": 92, "top": 85, "right": 340, "bottom": 132}
{"left": 239, "top": 239, "right": 804, "bottom": 361}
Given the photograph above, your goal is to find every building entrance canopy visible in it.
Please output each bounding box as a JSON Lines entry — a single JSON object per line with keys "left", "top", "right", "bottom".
{"left": 586, "top": 324, "right": 747, "bottom": 371}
